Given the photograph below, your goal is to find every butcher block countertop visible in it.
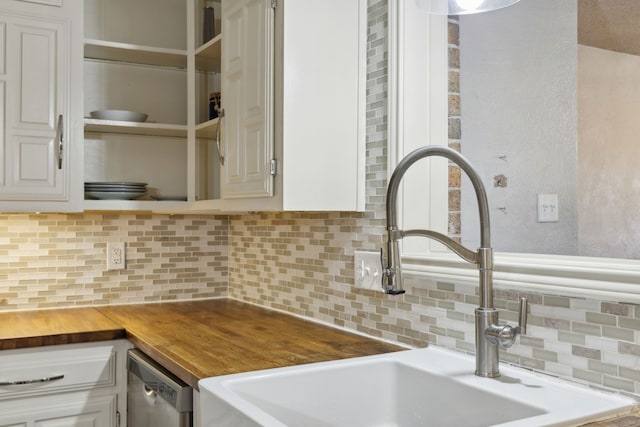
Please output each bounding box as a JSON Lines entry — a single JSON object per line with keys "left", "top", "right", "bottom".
{"left": 0, "top": 298, "right": 636, "bottom": 426}
{"left": 97, "top": 299, "right": 403, "bottom": 390}
{"left": 0, "top": 306, "right": 125, "bottom": 350}
{"left": 0, "top": 299, "right": 402, "bottom": 390}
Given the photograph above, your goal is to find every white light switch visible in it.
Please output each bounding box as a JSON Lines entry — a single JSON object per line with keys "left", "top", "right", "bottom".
{"left": 537, "top": 193, "right": 558, "bottom": 223}
{"left": 354, "top": 251, "right": 384, "bottom": 292}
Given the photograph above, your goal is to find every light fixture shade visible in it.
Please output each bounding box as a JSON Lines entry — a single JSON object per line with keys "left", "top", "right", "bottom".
{"left": 417, "top": 0, "right": 522, "bottom": 15}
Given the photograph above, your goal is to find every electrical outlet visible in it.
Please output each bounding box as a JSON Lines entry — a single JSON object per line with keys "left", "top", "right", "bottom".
{"left": 354, "top": 250, "right": 384, "bottom": 292}
{"left": 107, "top": 242, "right": 125, "bottom": 271}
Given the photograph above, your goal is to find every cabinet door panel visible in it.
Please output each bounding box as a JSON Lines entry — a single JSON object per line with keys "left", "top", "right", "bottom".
{"left": 281, "top": 0, "right": 366, "bottom": 211}
{"left": 13, "top": 135, "right": 55, "bottom": 186}
{"left": 221, "top": 0, "right": 274, "bottom": 199}
{"left": 0, "top": 81, "right": 4, "bottom": 186}
{"left": 245, "top": 123, "right": 263, "bottom": 179}
{"left": 0, "top": 21, "right": 5, "bottom": 74}
{"left": 18, "top": 25, "right": 56, "bottom": 127}
{"left": 0, "top": 3, "right": 80, "bottom": 211}
{"left": 0, "top": 393, "right": 114, "bottom": 427}
{"left": 1, "top": 12, "right": 68, "bottom": 200}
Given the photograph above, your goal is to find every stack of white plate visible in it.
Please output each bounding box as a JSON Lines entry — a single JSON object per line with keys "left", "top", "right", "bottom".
{"left": 85, "top": 182, "right": 148, "bottom": 200}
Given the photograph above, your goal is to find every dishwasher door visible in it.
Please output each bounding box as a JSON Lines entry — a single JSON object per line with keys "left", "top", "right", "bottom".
{"left": 127, "top": 349, "right": 193, "bottom": 427}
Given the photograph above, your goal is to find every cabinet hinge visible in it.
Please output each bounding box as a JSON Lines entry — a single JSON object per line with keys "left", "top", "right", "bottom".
{"left": 271, "top": 0, "right": 277, "bottom": 9}
{"left": 270, "top": 159, "right": 278, "bottom": 176}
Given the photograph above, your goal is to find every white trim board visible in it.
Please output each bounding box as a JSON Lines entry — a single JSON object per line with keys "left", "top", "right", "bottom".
{"left": 403, "top": 253, "right": 640, "bottom": 303}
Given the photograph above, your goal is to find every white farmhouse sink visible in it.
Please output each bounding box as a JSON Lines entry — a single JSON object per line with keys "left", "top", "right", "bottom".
{"left": 199, "top": 347, "right": 635, "bottom": 427}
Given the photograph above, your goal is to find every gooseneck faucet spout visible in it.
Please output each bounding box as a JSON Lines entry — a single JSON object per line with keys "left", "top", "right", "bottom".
{"left": 382, "top": 145, "right": 527, "bottom": 377}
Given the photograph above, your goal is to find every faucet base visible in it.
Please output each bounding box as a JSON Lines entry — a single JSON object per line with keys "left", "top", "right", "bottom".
{"left": 475, "top": 308, "right": 500, "bottom": 378}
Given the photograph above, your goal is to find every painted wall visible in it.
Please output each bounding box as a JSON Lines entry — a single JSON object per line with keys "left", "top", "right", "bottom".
{"left": 578, "top": 45, "right": 640, "bottom": 259}
{"left": 459, "top": 0, "right": 579, "bottom": 255}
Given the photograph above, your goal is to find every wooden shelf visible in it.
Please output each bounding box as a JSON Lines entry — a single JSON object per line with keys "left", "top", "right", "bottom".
{"left": 84, "top": 39, "right": 188, "bottom": 69}
{"left": 195, "top": 118, "right": 220, "bottom": 139}
{"left": 84, "top": 118, "right": 188, "bottom": 138}
{"left": 83, "top": 199, "right": 189, "bottom": 212}
{"left": 195, "top": 34, "right": 222, "bottom": 72}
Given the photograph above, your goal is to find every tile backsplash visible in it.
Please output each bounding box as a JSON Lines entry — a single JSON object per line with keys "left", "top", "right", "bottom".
{"left": 0, "top": 213, "right": 228, "bottom": 310}
{"left": 228, "top": 210, "right": 640, "bottom": 396}
{"left": 0, "top": 0, "right": 637, "bottom": 400}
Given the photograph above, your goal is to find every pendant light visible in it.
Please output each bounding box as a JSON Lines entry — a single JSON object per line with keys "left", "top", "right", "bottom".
{"left": 417, "top": 0, "right": 522, "bottom": 15}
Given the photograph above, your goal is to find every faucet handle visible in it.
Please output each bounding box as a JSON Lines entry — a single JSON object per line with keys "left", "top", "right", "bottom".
{"left": 517, "top": 297, "right": 528, "bottom": 335}
{"left": 485, "top": 297, "right": 529, "bottom": 348}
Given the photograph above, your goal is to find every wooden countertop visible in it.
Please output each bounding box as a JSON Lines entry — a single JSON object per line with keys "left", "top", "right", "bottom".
{"left": 0, "top": 299, "right": 402, "bottom": 390}
{"left": 0, "top": 307, "right": 125, "bottom": 350}
{"left": 97, "top": 299, "right": 403, "bottom": 389}
{"left": 583, "top": 408, "right": 640, "bottom": 426}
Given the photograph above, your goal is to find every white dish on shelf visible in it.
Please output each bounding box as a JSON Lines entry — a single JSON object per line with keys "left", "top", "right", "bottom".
{"left": 84, "top": 182, "right": 147, "bottom": 192}
{"left": 89, "top": 110, "right": 148, "bottom": 122}
{"left": 85, "top": 191, "right": 147, "bottom": 200}
{"left": 152, "top": 195, "right": 188, "bottom": 201}
{"left": 85, "top": 181, "right": 147, "bottom": 186}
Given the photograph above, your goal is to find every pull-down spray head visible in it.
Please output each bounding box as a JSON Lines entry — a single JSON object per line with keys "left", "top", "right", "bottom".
{"left": 382, "top": 146, "right": 492, "bottom": 297}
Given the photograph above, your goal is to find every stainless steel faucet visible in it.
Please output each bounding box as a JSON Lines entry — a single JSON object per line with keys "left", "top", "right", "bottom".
{"left": 382, "top": 145, "right": 528, "bottom": 378}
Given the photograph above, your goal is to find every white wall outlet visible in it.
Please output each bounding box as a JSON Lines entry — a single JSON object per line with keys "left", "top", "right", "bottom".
{"left": 354, "top": 250, "right": 384, "bottom": 292}
{"left": 537, "top": 193, "right": 559, "bottom": 223}
{"left": 107, "top": 242, "right": 126, "bottom": 271}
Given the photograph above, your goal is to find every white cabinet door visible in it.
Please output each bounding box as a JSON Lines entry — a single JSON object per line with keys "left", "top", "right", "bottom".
{"left": 0, "top": 341, "right": 129, "bottom": 427}
{"left": 0, "top": 393, "right": 115, "bottom": 427}
{"left": 280, "top": 0, "right": 366, "bottom": 211}
{"left": 192, "top": 0, "right": 366, "bottom": 213}
{"left": 220, "top": 0, "right": 274, "bottom": 199}
{"left": 0, "top": 1, "right": 82, "bottom": 211}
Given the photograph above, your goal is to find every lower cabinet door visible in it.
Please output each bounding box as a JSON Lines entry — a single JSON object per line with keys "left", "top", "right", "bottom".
{"left": 0, "top": 392, "right": 115, "bottom": 427}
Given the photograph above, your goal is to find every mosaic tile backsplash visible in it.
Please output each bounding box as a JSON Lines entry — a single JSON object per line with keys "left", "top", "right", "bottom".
{"left": 0, "top": 0, "right": 637, "bottom": 401}
{"left": 0, "top": 214, "right": 228, "bottom": 309}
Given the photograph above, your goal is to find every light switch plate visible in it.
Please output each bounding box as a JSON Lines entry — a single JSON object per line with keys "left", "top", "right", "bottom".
{"left": 354, "top": 250, "right": 383, "bottom": 292}
{"left": 537, "top": 193, "right": 559, "bottom": 223}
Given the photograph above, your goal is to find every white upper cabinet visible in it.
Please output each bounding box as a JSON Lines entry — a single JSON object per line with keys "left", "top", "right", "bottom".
{"left": 195, "top": 0, "right": 366, "bottom": 212}
{"left": 0, "top": 0, "right": 83, "bottom": 212}
{"left": 0, "top": 0, "right": 366, "bottom": 213}
{"left": 279, "top": 0, "right": 366, "bottom": 211}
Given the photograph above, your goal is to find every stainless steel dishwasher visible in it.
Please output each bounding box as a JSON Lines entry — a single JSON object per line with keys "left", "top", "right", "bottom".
{"left": 127, "top": 349, "right": 193, "bottom": 427}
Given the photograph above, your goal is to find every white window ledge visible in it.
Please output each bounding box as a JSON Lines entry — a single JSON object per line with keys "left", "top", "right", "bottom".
{"left": 403, "top": 253, "right": 640, "bottom": 303}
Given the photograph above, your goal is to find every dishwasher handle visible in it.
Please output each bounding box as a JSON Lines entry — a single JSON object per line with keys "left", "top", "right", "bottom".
{"left": 128, "top": 349, "right": 193, "bottom": 413}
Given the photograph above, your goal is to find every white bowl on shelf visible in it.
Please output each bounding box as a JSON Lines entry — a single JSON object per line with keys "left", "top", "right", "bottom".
{"left": 89, "top": 110, "right": 148, "bottom": 122}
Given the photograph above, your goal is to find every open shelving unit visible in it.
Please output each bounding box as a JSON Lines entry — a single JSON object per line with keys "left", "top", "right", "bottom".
{"left": 82, "top": 0, "right": 223, "bottom": 212}
{"left": 195, "top": 34, "right": 222, "bottom": 72}
{"left": 84, "top": 39, "right": 188, "bottom": 69}
{"left": 84, "top": 118, "right": 188, "bottom": 138}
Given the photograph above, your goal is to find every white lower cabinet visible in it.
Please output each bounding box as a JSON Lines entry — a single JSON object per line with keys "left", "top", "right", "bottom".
{"left": 0, "top": 340, "right": 129, "bottom": 427}
{"left": 193, "top": 389, "right": 201, "bottom": 427}
{"left": 0, "top": 392, "right": 116, "bottom": 426}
